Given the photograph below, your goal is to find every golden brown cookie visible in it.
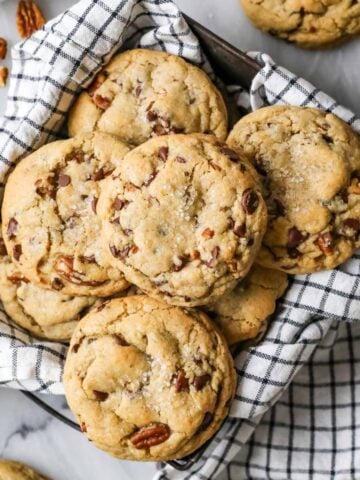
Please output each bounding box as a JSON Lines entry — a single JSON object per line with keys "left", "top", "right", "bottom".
{"left": 64, "top": 296, "right": 236, "bottom": 461}
{"left": 227, "top": 106, "right": 360, "bottom": 274}
{"left": 68, "top": 49, "right": 228, "bottom": 144}
{"left": 2, "top": 132, "right": 130, "bottom": 296}
{"left": 240, "top": 0, "right": 360, "bottom": 49}
{"left": 0, "top": 232, "right": 98, "bottom": 341}
{"left": 206, "top": 265, "right": 288, "bottom": 345}
{"left": 0, "top": 460, "right": 48, "bottom": 480}
{"left": 97, "top": 134, "right": 267, "bottom": 306}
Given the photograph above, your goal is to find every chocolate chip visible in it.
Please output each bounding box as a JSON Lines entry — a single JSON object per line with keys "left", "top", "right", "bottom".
{"left": 97, "top": 301, "right": 108, "bottom": 312}
{"left": 93, "top": 390, "right": 109, "bottom": 402}
{"left": 220, "top": 147, "right": 239, "bottom": 162}
{"left": 71, "top": 343, "right": 80, "bottom": 353}
{"left": 81, "top": 255, "right": 96, "bottom": 263}
{"left": 147, "top": 110, "right": 158, "bottom": 122}
{"left": 176, "top": 156, "right": 186, "bottom": 164}
{"left": 340, "top": 218, "right": 360, "bottom": 237}
{"left": 273, "top": 198, "right": 285, "bottom": 217}
{"left": 287, "top": 247, "right": 301, "bottom": 259}
{"left": 73, "top": 151, "right": 85, "bottom": 163}
{"left": 322, "top": 134, "right": 334, "bottom": 144}
{"left": 254, "top": 156, "right": 267, "bottom": 176}
{"left": 113, "top": 198, "right": 128, "bottom": 211}
{"left": 109, "top": 244, "right": 131, "bottom": 259}
{"left": 202, "top": 228, "right": 214, "bottom": 239}
{"left": 287, "top": 227, "right": 306, "bottom": 249}
{"left": 153, "top": 124, "right": 166, "bottom": 136}
{"left": 135, "top": 85, "right": 142, "bottom": 97}
{"left": 7, "top": 218, "right": 18, "bottom": 239}
{"left": 58, "top": 174, "right": 71, "bottom": 187}
{"left": 114, "top": 334, "right": 129, "bottom": 346}
{"left": 172, "top": 255, "right": 187, "bottom": 272}
{"left": 193, "top": 373, "right": 211, "bottom": 391}
{"left": 0, "top": 238, "right": 7, "bottom": 256}
{"left": 91, "top": 168, "right": 105, "bottom": 182}
{"left": 233, "top": 223, "right": 246, "bottom": 238}
{"left": 174, "top": 369, "right": 189, "bottom": 393}
{"left": 51, "top": 278, "right": 64, "bottom": 291}
{"left": 91, "top": 197, "right": 98, "bottom": 214}
{"left": 199, "top": 412, "right": 213, "bottom": 431}
{"left": 158, "top": 147, "right": 169, "bottom": 162}
{"left": 13, "top": 244, "right": 22, "bottom": 261}
{"left": 242, "top": 189, "right": 259, "bottom": 215}
{"left": 316, "top": 232, "right": 334, "bottom": 256}
{"left": 205, "top": 246, "right": 220, "bottom": 268}
{"left": 209, "top": 161, "right": 222, "bottom": 172}
{"left": 143, "top": 171, "right": 158, "bottom": 187}
{"left": 93, "top": 94, "right": 111, "bottom": 109}
{"left": 123, "top": 228, "right": 133, "bottom": 236}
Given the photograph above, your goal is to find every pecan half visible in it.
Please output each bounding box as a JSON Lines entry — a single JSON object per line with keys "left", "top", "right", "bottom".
{"left": 0, "top": 38, "right": 7, "bottom": 60}
{"left": 16, "top": 0, "right": 45, "bottom": 39}
{"left": 131, "top": 424, "right": 170, "bottom": 449}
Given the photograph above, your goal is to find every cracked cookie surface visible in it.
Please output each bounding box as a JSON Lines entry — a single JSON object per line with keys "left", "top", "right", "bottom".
{"left": 0, "top": 460, "right": 49, "bottom": 480}
{"left": 0, "top": 229, "right": 98, "bottom": 341}
{"left": 97, "top": 134, "right": 268, "bottom": 306}
{"left": 2, "top": 132, "right": 130, "bottom": 296}
{"left": 206, "top": 265, "right": 288, "bottom": 345}
{"left": 64, "top": 295, "right": 236, "bottom": 461}
{"left": 227, "top": 106, "right": 360, "bottom": 274}
{"left": 68, "top": 49, "right": 228, "bottom": 145}
{"left": 240, "top": 0, "right": 360, "bottom": 48}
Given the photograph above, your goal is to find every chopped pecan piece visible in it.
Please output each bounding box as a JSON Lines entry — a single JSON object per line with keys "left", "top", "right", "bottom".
{"left": 0, "top": 238, "right": 7, "bottom": 256}
{"left": 58, "top": 174, "right": 71, "bottom": 187}
{"left": 16, "top": 0, "right": 45, "bottom": 39}
{"left": 316, "top": 232, "right": 334, "bottom": 256}
{"left": 0, "top": 38, "right": 7, "bottom": 60}
{"left": 131, "top": 424, "right": 170, "bottom": 449}
{"left": 88, "top": 72, "right": 108, "bottom": 97}
{"left": 174, "top": 369, "right": 189, "bottom": 393}
{"left": 202, "top": 228, "right": 214, "bottom": 239}
{"left": 93, "top": 94, "right": 111, "bottom": 109}
{"left": 7, "top": 273, "right": 29, "bottom": 285}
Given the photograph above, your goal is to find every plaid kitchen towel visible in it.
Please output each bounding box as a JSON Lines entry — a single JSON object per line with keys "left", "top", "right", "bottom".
{"left": 0, "top": 1, "right": 360, "bottom": 479}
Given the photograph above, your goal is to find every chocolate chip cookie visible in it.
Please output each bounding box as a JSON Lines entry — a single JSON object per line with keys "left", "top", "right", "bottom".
{"left": 0, "top": 460, "right": 49, "bottom": 480}
{"left": 206, "top": 265, "right": 288, "bottom": 345}
{"left": 64, "top": 295, "right": 236, "bottom": 461}
{"left": 97, "top": 134, "right": 267, "bottom": 306}
{"left": 2, "top": 132, "right": 130, "bottom": 296}
{"left": 240, "top": 0, "right": 360, "bottom": 48}
{"left": 0, "top": 230, "right": 98, "bottom": 341}
{"left": 227, "top": 106, "right": 360, "bottom": 274}
{"left": 68, "top": 49, "right": 228, "bottom": 145}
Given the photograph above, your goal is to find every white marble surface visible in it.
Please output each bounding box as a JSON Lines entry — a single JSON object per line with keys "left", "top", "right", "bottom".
{"left": 0, "top": 1, "right": 359, "bottom": 479}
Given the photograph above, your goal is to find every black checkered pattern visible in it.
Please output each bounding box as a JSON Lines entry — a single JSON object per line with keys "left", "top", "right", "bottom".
{"left": 1, "top": 2, "right": 360, "bottom": 479}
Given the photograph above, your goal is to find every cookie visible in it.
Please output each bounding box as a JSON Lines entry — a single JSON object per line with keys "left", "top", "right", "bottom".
{"left": 227, "top": 106, "right": 360, "bottom": 274}
{"left": 97, "top": 134, "right": 267, "bottom": 306}
{"left": 64, "top": 295, "right": 236, "bottom": 461}
{"left": 240, "top": 0, "right": 360, "bottom": 48}
{"left": 206, "top": 265, "right": 288, "bottom": 345}
{"left": 0, "top": 460, "right": 48, "bottom": 480}
{"left": 68, "top": 49, "right": 228, "bottom": 145}
{"left": 0, "top": 232, "right": 98, "bottom": 341}
{"left": 2, "top": 132, "right": 130, "bottom": 296}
